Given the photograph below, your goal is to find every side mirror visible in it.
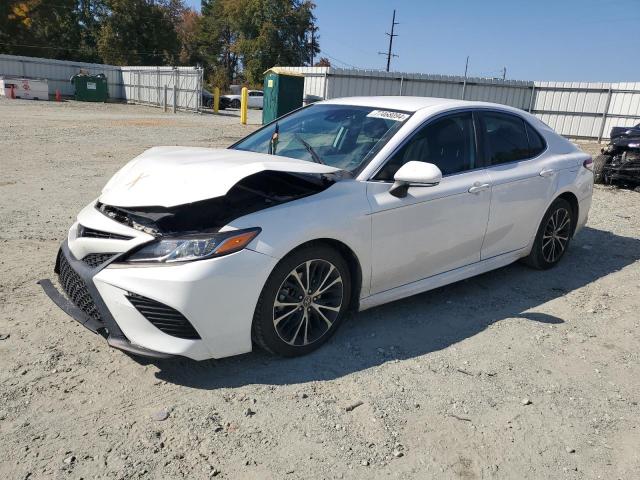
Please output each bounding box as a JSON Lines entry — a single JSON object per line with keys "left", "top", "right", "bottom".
{"left": 389, "top": 161, "right": 442, "bottom": 198}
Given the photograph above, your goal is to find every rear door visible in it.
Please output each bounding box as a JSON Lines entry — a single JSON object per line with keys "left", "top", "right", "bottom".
{"left": 477, "top": 111, "right": 555, "bottom": 259}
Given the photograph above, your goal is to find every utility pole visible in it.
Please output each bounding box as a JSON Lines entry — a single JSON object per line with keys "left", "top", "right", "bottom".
{"left": 462, "top": 56, "right": 469, "bottom": 100}
{"left": 502, "top": 66, "right": 506, "bottom": 80}
{"left": 309, "top": 27, "right": 317, "bottom": 66}
{"left": 378, "top": 10, "right": 399, "bottom": 72}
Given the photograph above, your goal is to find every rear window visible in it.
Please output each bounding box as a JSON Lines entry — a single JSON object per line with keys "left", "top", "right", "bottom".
{"left": 525, "top": 122, "right": 546, "bottom": 157}
{"left": 479, "top": 112, "right": 547, "bottom": 165}
{"left": 480, "top": 112, "right": 531, "bottom": 165}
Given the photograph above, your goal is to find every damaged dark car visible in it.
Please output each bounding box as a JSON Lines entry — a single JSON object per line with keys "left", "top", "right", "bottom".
{"left": 594, "top": 133, "right": 640, "bottom": 186}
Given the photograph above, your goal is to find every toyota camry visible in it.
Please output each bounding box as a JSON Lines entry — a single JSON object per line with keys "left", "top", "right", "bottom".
{"left": 40, "top": 97, "right": 594, "bottom": 360}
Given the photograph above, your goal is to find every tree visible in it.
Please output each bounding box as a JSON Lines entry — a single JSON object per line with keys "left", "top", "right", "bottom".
{"left": 0, "top": 0, "right": 319, "bottom": 78}
{"left": 1, "top": 0, "right": 87, "bottom": 60}
{"left": 198, "top": 0, "right": 240, "bottom": 87}
{"left": 97, "top": 0, "right": 180, "bottom": 66}
{"left": 314, "top": 57, "right": 330, "bottom": 67}
{"left": 175, "top": 8, "right": 201, "bottom": 65}
{"left": 77, "top": 0, "right": 109, "bottom": 62}
{"left": 233, "top": 0, "right": 319, "bottom": 84}
{"left": 198, "top": 0, "right": 319, "bottom": 86}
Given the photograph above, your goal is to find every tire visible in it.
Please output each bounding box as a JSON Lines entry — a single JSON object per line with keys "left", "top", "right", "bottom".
{"left": 593, "top": 154, "right": 611, "bottom": 184}
{"left": 523, "top": 198, "right": 574, "bottom": 270}
{"left": 252, "top": 245, "right": 351, "bottom": 357}
{"left": 231, "top": 99, "right": 240, "bottom": 109}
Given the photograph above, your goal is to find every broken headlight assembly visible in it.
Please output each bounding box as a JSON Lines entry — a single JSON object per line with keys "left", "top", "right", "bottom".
{"left": 123, "top": 228, "right": 261, "bottom": 264}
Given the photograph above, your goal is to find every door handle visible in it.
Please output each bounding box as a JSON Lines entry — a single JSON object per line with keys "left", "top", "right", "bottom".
{"left": 468, "top": 183, "right": 491, "bottom": 194}
{"left": 539, "top": 168, "right": 555, "bottom": 177}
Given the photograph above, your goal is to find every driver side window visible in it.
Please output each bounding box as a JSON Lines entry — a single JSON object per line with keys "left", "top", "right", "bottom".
{"left": 375, "top": 112, "right": 476, "bottom": 181}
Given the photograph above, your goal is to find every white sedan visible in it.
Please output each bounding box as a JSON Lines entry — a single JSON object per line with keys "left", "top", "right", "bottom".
{"left": 221, "top": 90, "right": 263, "bottom": 109}
{"left": 40, "top": 97, "right": 593, "bottom": 360}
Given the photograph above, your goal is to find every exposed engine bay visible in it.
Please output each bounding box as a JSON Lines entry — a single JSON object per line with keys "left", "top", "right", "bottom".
{"left": 96, "top": 170, "right": 339, "bottom": 236}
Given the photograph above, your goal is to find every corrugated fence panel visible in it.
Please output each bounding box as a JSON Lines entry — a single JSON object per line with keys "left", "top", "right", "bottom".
{"left": 0, "top": 54, "right": 123, "bottom": 97}
{"left": 2, "top": 56, "right": 638, "bottom": 135}
{"left": 0, "top": 54, "right": 202, "bottom": 111}
{"left": 281, "top": 67, "right": 639, "bottom": 140}
{"left": 120, "top": 66, "right": 202, "bottom": 111}
{"left": 282, "top": 66, "right": 534, "bottom": 112}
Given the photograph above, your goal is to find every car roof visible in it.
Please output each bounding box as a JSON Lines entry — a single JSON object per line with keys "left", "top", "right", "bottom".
{"left": 320, "top": 96, "right": 521, "bottom": 114}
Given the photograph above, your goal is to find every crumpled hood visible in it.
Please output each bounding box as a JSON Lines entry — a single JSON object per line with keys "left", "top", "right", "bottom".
{"left": 99, "top": 146, "right": 340, "bottom": 208}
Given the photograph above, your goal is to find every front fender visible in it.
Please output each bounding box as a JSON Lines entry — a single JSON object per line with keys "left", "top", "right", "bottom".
{"left": 229, "top": 180, "right": 373, "bottom": 296}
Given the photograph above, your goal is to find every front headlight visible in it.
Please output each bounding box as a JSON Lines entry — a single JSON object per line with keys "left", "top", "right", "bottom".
{"left": 124, "top": 228, "right": 261, "bottom": 263}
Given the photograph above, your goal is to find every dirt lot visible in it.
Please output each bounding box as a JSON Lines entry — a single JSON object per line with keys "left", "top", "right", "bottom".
{"left": 1, "top": 98, "right": 639, "bottom": 480}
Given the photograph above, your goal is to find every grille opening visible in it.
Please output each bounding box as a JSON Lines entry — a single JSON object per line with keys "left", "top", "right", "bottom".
{"left": 82, "top": 253, "right": 117, "bottom": 268}
{"left": 78, "top": 225, "right": 133, "bottom": 241}
{"left": 126, "top": 293, "right": 201, "bottom": 340}
{"left": 57, "top": 253, "right": 102, "bottom": 322}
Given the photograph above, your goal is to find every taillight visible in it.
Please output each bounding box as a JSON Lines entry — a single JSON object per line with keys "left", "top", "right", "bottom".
{"left": 583, "top": 158, "right": 593, "bottom": 171}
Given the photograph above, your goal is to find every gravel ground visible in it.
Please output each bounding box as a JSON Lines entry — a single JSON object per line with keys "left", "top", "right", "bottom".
{"left": 1, "top": 98, "right": 639, "bottom": 480}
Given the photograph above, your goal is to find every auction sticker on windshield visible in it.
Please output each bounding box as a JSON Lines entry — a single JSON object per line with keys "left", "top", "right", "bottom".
{"left": 366, "top": 110, "right": 410, "bottom": 122}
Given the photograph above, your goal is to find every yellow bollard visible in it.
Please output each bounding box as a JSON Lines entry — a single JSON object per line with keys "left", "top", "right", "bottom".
{"left": 240, "top": 87, "right": 248, "bottom": 125}
{"left": 213, "top": 87, "right": 220, "bottom": 113}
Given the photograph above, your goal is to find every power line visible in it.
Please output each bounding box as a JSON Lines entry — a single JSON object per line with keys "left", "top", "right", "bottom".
{"left": 377, "top": 9, "right": 398, "bottom": 72}
{"left": 0, "top": 41, "right": 183, "bottom": 58}
{"left": 319, "top": 49, "right": 359, "bottom": 69}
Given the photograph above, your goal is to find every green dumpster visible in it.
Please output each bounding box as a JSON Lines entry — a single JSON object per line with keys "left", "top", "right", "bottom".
{"left": 71, "top": 73, "right": 108, "bottom": 102}
{"left": 262, "top": 68, "right": 305, "bottom": 124}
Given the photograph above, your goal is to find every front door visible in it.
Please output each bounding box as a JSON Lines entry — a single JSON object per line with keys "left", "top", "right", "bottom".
{"left": 367, "top": 112, "right": 491, "bottom": 295}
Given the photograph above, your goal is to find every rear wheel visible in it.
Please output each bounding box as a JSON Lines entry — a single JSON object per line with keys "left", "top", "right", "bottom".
{"left": 593, "top": 154, "right": 611, "bottom": 184}
{"left": 252, "top": 245, "right": 351, "bottom": 357}
{"left": 523, "top": 198, "right": 574, "bottom": 270}
{"left": 231, "top": 99, "right": 240, "bottom": 109}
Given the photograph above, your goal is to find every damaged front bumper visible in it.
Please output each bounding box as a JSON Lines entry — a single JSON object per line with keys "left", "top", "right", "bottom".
{"left": 602, "top": 159, "right": 640, "bottom": 184}
{"left": 40, "top": 227, "right": 278, "bottom": 360}
{"left": 38, "top": 241, "right": 175, "bottom": 359}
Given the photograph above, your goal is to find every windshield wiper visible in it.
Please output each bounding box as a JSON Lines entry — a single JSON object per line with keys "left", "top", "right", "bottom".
{"left": 294, "top": 133, "right": 324, "bottom": 164}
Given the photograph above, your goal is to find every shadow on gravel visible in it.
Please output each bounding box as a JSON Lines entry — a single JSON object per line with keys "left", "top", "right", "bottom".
{"left": 149, "top": 226, "right": 640, "bottom": 389}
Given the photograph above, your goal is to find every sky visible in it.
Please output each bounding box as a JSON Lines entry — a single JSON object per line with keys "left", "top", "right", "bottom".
{"left": 185, "top": 0, "right": 639, "bottom": 82}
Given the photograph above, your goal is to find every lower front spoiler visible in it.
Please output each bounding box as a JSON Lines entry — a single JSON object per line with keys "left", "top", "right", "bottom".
{"left": 38, "top": 278, "right": 174, "bottom": 359}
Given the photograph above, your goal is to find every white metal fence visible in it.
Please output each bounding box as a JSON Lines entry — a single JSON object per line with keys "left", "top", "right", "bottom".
{"left": 121, "top": 66, "right": 203, "bottom": 112}
{"left": 283, "top": 67, "right": 640, "bottom": 141}
{"left": 0, "top": 54, "right": 203, "bottom": 112}
{"left": 532, "top": 82, "right": 640, "bottom": 141}
{"left": 2, "top": 55, "right": 638, "bottom": 139}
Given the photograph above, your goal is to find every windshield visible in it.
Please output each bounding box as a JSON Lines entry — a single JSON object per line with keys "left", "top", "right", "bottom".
{"left": 232, "top": 104, "right": 410, "bottom": 172}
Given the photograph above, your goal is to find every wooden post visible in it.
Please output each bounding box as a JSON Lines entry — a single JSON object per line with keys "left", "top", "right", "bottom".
{"left": 240, "top": 87, "right": 248, "bottom": 125}
{"left": 213, "top": 87, "right": 220, "bottom": 113}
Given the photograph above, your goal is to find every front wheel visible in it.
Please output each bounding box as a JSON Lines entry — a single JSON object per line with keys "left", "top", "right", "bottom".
{"left": 593, "top": 154, "right": 611, "bottom": 184}
{"left": 523, "top": 198, "right": 574, "bottom": 270}
{"left": 252, "top": 245, "right": 351, "bottom": 357}
{"left": 231, "top": 99, "right": 240, "bottom": 109}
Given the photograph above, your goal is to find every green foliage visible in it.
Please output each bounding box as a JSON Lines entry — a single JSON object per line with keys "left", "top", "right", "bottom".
{"left": 97, "top": 0, "right": 180, "bottom": 65}
{"left": 1, "top": 0, "right": 97, "bottom": 61}
{"left": 199, "top": 0, "right": 319, "bottom": 86}
{"left": 0, "top": 0, "right": 319, "bottom": 83}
